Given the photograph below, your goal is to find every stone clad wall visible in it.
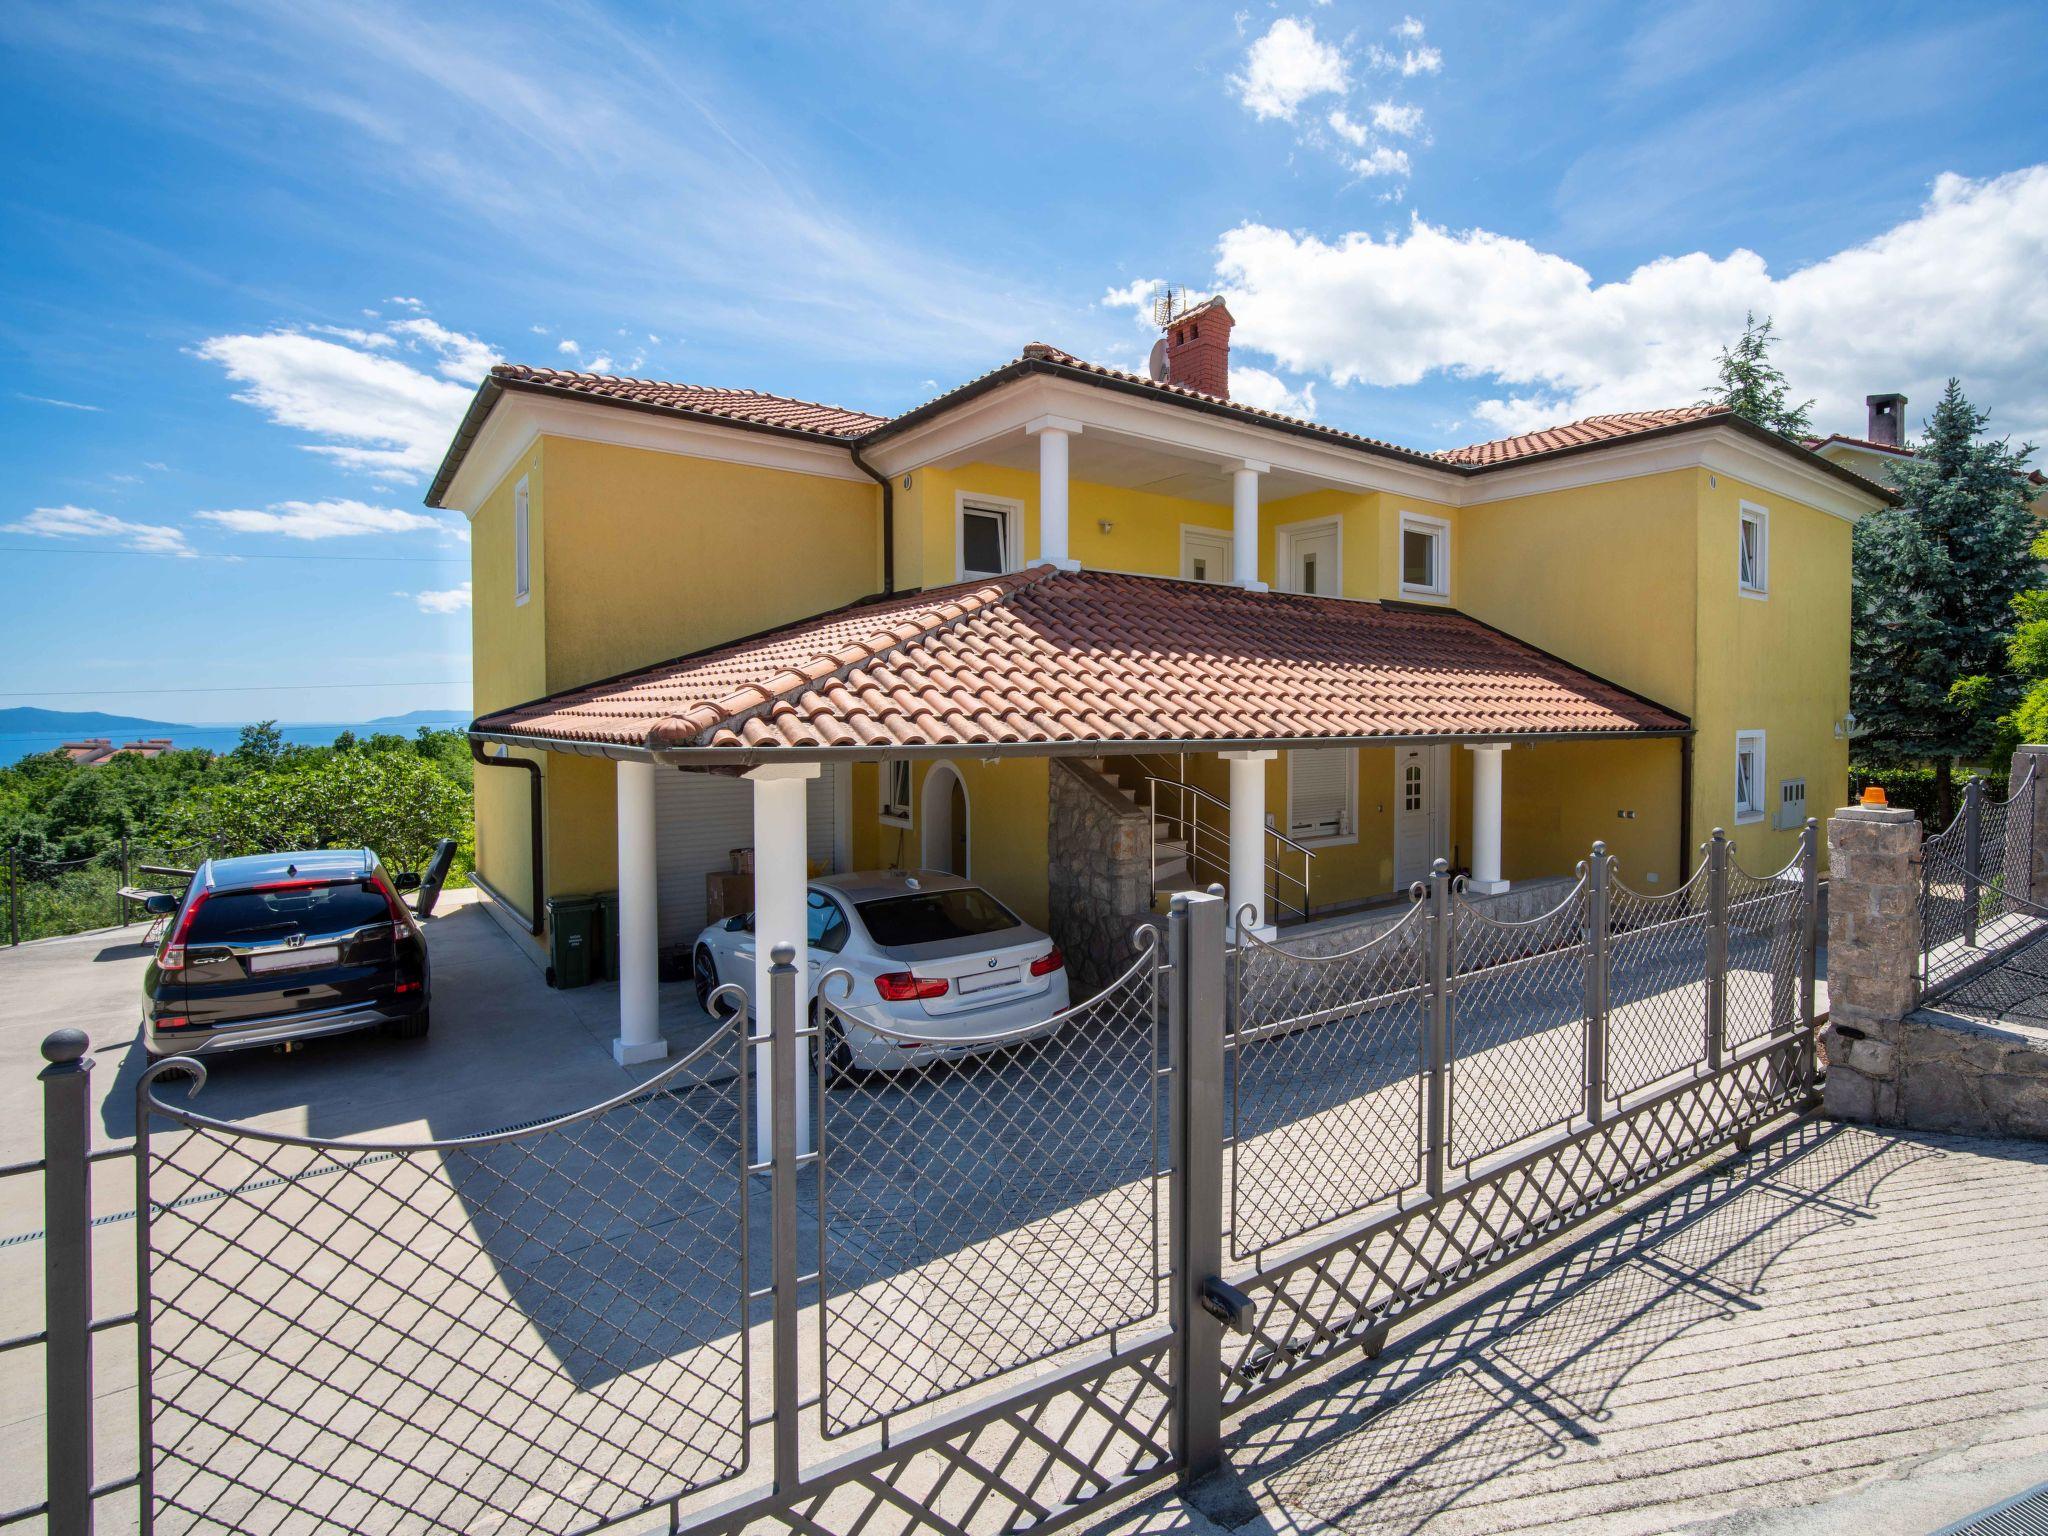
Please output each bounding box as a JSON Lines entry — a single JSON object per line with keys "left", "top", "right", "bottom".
{"left": 1824, "top": 774, "right": 2048, "bottom": 1139}
{"left": 1047, "top": 759, "right": 1156, "bottom": 993}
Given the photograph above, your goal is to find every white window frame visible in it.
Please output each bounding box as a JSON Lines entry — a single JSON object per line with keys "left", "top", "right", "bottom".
{"left": 1277, "top": 514, "right": 1344, "bottom": 597}
{"left": 879, "top": 759, "right": 913, "bottom": 828}
{"left": 1179, "top": 524, "right": 1234, "bottom": 584}
{"left": 513, "top": 474, "right": 531, "bottom": 606}
{"left": 1398, "top": 511, "right": 1451, "bottom": 600}
{"left": 1287, "top": 747, "right": 1358, "bottom": 847}
{"left": 956, "top": 492, "right": 1023, "bottom": 581}
{"left": 1734, "top": 730, "right": 1767, "bottom": 824}
{"left": 1738, "top": 500, "right": 1769, "bottom": 598}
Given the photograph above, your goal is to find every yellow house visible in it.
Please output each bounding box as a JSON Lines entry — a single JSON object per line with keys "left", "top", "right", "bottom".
{"left": 427, "top": 299, "right": 1892, "bottom": 1065}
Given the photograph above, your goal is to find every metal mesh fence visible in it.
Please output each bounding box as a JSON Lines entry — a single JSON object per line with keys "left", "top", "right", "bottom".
{"left": 1922, "top": 772, "right": 2041, "bottom": 999}
{"left": 1724, "top": 854, "right": 1806, "bottom": 1050}
{"left": 137, "top": 1017, "right": 751, "bottom": 1536}
{"left": 1446, "top": 879, "right": 1589, "bottom": 1171}
{"left": 1606, "top": 866, "right": 1712, "bottom": 1098}
{"left": 1229, "top": 905, "right": 1428, "bottom": 1258}
{"left": 815, "top": 930, "right": 1165, "bottom": 1437}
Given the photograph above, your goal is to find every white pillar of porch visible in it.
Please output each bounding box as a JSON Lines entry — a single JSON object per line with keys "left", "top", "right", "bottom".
{"left": 1465, "top": 743, "right": 1510, "bottom": 895}
{"left": 748, "top": 760, "right": 818, "bottom": 1162}
{"left": 1025, "top": 415, "right": 1083, "bottom": 571}
{"left": 613, "top": 758, "right": 668, "bottom": 1067}
{"left": 1220, "top": 750, "right": 1278, "bottom": 938}
{"left": 1231, "top": 460, "right": 1270, "bottom": 591}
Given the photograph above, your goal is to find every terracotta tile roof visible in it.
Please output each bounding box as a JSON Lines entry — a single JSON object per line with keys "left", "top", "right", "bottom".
{"left": 473, "top": 568, "right": 1686, "bottom": 755}
{"left": 1804, "top": 432, "right": 1912, "bottom": 457}
{"left": 492, "top": 364, "right": 887, "bottom": 439}
{"left": 1436, "top": 406, "right": 1732, "bottom": 466}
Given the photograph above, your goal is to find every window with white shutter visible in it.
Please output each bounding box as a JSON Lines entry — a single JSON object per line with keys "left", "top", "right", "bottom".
{"left": 1288, "top": 749, "right": 1354, "bottom": 842}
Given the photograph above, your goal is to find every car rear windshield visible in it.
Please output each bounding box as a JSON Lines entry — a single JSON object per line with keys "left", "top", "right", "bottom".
{"left": 185, "top": 882, "right": 390, "bottom": 944}
{"left": 856, "top": 888, "right": 1020, "bottom": 948}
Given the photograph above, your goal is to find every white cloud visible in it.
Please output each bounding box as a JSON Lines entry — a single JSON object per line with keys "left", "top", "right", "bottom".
{"left": 387, "top": 295, "right": 426, "bottom": 311}
{"left": 196, "top": 329, "right": 475, "bottom": 480}
{"left": 1229, "top": 366, "right": 1319, "bottom": 419}
{"left": 1325, "top": 111, "right": 1412, "bottom": 179}
{"left": 557, "top": 338, "right": 580, "bottom": 356}
{"left": 406, "top": 581, "right": 472, "bottom": 614}
{"left": 196, "top": 498, "right": 444, "bottom": 540}
{"left": 1368, "top": 35, "right": 1443, "bottom": 76}
{"left": 1231, "top": 17, "right": 1349, "bottom": 122}
{"left": 1101, "top": 277, "right": 1165, "bottom": 314}
{"left": 3, "top": 504, "right": 192, "bottom": 556}
{"left": 1370, "top": 101, "right": 1425, "bottom": 137}
{"left": 584, "top": 353, "right": 615, "bottom": 374}
{"left": 308, "top": 324, "right": 396, "bottom": 349}
{"left": 15, "top": 393, "right": 102, "bottom": 411}
{"left": 1209, "top": 165, "right": 2048, "bottom": 448}
{"left": 387, "top": 317, "right": 499, "bottom": 381}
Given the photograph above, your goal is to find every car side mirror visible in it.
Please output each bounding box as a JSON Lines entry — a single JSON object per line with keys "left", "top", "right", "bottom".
{"left": 392, "top": 871, "right": 422, "bottom": 892}
{"left": 143, "top": 892, "right": 179, "bottom": 916}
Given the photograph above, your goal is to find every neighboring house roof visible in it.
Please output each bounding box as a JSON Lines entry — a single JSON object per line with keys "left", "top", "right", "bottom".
{"left": 429, "top": 349, "right": 1897, "bottom": 508}
{"left": 1803, "top": 433, "right": 1914, "bottom": 461}
{"left": 471, "top": 567, "right": 1688, "bottom": 758}
{"left": 1437, "top": 407, "right": 1731, "bottom": 466}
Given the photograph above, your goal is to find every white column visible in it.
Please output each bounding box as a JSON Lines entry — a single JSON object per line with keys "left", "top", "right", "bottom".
{"left": 1231, "top": 460, "right": 1270, "bottom": 591}
{"left": 1025, "top": 415, "right": 1083, "bottom": 572}
{"left": 1466, "top": 743, "right": 1510, "bottom": 895}
{"left": 613, "top": 758, "right": 667, "bottom": 1066}
{"left": 748, "top": 760, "right": 819, "bottom": 1161}
{"left": 1220, "top": 750, "right": 1278, "bottom": 938}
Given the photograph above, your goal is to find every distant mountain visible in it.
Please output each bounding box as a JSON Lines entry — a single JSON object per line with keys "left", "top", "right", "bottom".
{"left": 365, "top": 709, "right": 472, "bottom": 726}
{"left": 0, "top": 706, "right": 192, "bottom": 736}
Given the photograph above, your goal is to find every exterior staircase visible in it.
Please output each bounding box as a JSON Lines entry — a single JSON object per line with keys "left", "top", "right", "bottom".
{"left": 1080, "top": 756, "right": 1192, "bottom": 895}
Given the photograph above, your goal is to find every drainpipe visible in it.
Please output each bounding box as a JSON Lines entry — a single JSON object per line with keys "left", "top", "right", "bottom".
{"left": 1678, "top": 734, "right": 1695, "bottom": 885}
{"left": 849, "top": 442, "right": 895, "bottom": 595}
{"left": 470, "top": 737, "right": 545, "bottom": 934}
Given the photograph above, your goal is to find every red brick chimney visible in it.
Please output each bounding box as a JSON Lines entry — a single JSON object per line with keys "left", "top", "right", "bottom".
{"left": 1162, "top": 298, "right": 1234, "bottom": 399}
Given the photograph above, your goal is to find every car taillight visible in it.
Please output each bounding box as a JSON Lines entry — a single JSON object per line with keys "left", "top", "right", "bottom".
{"left": 372, "top": 878, "right": 410, "bottom": 925}
{"left": 156, "top": 1016, "right": 190, "bottom": 1030}
{"left": 394, "top": 979, "right": 422, "bottom": 994}
{"left": 874, "top": 971, "right": 949, "bottom": 1002}
{"left": 157, "top": 890, "right": 209, "bottom": 972}
{"left": 1030, "top": 946, "right": 1065, "bottom": 977}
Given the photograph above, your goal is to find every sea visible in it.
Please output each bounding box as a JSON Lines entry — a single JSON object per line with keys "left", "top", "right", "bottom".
{"left": 5, "top": 718, "right": 474, "bottom": 766}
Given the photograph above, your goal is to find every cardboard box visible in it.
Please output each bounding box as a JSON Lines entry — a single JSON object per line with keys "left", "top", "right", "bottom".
{"left": 730, "top": 846, "right": 755, "bottom": 875}
{"left": 706, "top": 871, "right": 754, "bottom": 925}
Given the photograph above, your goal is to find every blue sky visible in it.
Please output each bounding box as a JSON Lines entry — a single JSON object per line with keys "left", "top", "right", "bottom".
{"left": 4, "top": 0, "right": 2047, "bottom": 725}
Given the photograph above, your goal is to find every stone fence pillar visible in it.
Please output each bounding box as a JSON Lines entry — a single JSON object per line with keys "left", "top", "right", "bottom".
{"left": 1823, "top": 801, "right": 1921, "bottom": 1123}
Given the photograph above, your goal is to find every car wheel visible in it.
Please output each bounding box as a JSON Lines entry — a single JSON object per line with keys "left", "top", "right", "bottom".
{"left": 382, "top": 1010, "right": 430, "bottom": 1040}
{"left": 694, "top": 945, "right": 720, "bottom": 1014}
{"left": 810, "top": 1001, "right": 866, "bottom": 1088}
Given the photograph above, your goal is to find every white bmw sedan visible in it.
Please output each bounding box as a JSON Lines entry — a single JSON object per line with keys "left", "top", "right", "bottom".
{"left": 691, "top": 870, "right": 1071, "bottom": 1073}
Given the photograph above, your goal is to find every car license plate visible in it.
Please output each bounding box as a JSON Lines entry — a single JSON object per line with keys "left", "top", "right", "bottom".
{"left": 249, "top": 945, "right": 338, "bottom": 973}
{"left": 957, "top": 966, "right": 1020, "bottom": 995}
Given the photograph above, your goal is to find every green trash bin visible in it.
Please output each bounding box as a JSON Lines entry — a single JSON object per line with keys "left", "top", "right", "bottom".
{"left": 546, "top": 894, "right": 602, "bottom": 989}
{"left": 596, "top": 891, "right": 620, "bottom": 982}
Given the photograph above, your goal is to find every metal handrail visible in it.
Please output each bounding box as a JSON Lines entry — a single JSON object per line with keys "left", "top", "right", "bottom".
{"left": 1145, "top": 775, "right": 1315, "bottom": 921}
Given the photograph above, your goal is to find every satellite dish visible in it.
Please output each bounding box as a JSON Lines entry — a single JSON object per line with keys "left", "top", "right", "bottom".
{"left": 1147, "top": 338, "right": 1169, "bottom": 382}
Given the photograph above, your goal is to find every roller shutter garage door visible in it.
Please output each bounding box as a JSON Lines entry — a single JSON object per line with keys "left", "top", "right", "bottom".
{"left": 654, "top": 765, "right": 840, "bottom": 950}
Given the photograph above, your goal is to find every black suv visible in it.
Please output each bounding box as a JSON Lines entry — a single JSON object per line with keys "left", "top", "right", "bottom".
{"left": 142, "top": 849, "right": 430, "bottom": 1061}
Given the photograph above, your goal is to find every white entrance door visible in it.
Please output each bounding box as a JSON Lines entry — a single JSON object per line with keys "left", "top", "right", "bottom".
{"left": 1280, "top": 520, "right": 1341, "bottom": 596}
{"left": 1393, "top": 746, "right": 1445, "bottom": 888}
{"left": 1181, "top": 528, "right": 1233, "bottom": 583}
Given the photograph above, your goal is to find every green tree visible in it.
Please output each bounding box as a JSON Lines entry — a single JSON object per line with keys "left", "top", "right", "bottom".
{"left": 235, "top": 720, "right": 286, "bottom": 766}
{"left": 1851, "top": 379, "right": 2039, "bottom": 823}
{"left": 1701, "top": 312, "right": 1814, "bottom": 439}
{"left": 161, "top": 749, "right": 467, "bottom": 874}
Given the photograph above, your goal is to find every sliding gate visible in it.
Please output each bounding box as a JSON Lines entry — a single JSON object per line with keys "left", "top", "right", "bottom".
{"left": 89, "top": 829, "right": 1820, "bottom": 1535}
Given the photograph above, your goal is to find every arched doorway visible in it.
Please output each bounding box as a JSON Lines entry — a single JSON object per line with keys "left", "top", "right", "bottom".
{"left": 921, "top": 762, "right": 970, "bottom": 877}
